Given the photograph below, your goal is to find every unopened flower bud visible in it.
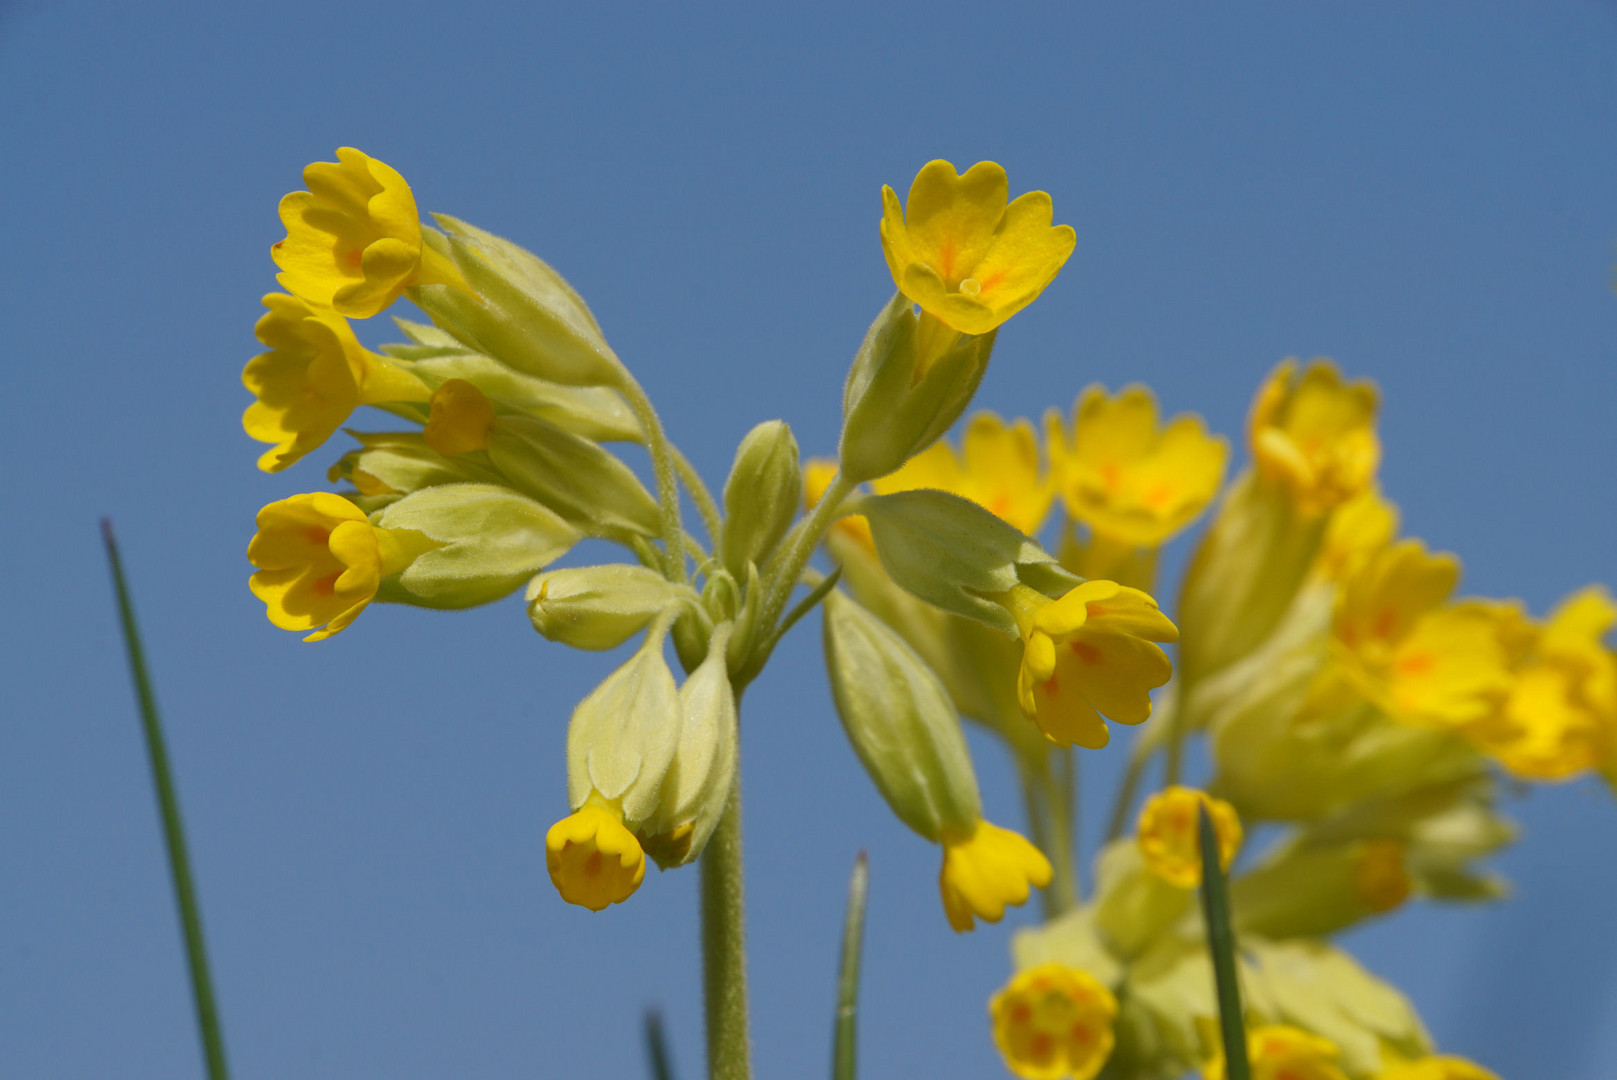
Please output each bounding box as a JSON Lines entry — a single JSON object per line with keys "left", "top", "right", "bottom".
{"left": 526, "top": 564, "right": 694, "bottom": 651}
{"left": 720, "top": 420, "right": 801, "bottom": 581}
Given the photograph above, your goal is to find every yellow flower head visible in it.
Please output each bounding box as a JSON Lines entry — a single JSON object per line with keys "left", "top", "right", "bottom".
{"left": 1333, "top": 540, "right": 1514, "bottom": 729}
{"left": 873, "top": 411, "right": 1055, "bottom": 536}
{"left": 1353, "top": 839, "right": 1413, "bottom": 914}
{"left": 1317, "top": 484, "right": 1400, "bottom": 581}
{"left": 1249, "top": 359, "right": 1380, "bottom": 516}
{"left": 242, "top": 294, "right": 429, "bottom": 473}
{"left": 1377, "top": 1055, "right": 1501, "bottom": 1080}
{"left": 1045, "top": 384, "right": 1229, "bottom": 548}
{"left": 1135, "top": 786, "right": 1242, "bottom": 889}
{"left": 938, "top": 819, "right": 1052, "bottom": 933}
{"left": 1006, "top": 581, "right": 1179, "bottom": 749}
{"left": 247, "top": 492, "right": 428, "bottom": 641}
{"left": 990, "top": 964, "right": 1118, "bottom": 1080}
{"left": 273, "top": 147, "right": 469, "bottom": 318}
{"left": 1469, "top": 586, "right": 1616, "bottom": 782}
{"left": 880, "top": 160, "right": 1076, "bottom": 336}
{"left": 1205, "top": 1025, "right": 1347, "bottom": 1080}
{"left": 545, "top": 800, "right": 646, "bottom": 911}
{"left": 423, "top": 378, "right": 496, "bottom": 456}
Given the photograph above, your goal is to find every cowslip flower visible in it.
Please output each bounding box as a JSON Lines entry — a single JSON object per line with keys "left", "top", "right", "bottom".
{"left": 422, "top": 378, "right": 497, "bottom": 456}
{"left": 545, "top": 799, "right": 646, "bottom": 911}
{"left": 990, "top": 963, "right": 1117, "bottom": 1080}
{"left": 874, "top": 410, "right": 1055, "bottom": 536}
{"left": 1317, "top": 484, "right": 1400, "bottom": 581}
{"left": 247, "top": 492, "right": 436, "bottom": 641}
{"left": 1376, "top": 1055, "right": 1501, "bottom": 1080}
{"left": 1001, "top": 581, "right": 1179, "bottom": 749}
{"left": 939, "top": 819, "right": 1052, "bottom": 932}
{"left": 1204, "top": 1025, "right": 1347, "bottom": 1080}
{"left": 1250, "top": 359, "right": 1380, "bottom": 517}
{"left": 880, "top": 160, "right": 1075, "bottom": 336}
{"left": 1135, "top": 786, "right": 1242, "bottom": 889}
{"left": 1045, "top": 385, "right": 1228, "bottom": 548}
{"left": 242, "top": 293, "right": 429, "bottom": 472}
{"left": 273, "top": 147, "right": 469, "bottom": 318}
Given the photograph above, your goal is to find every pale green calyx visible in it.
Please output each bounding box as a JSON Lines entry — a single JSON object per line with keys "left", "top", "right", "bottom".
{"left": 858, "top": 489, "right": 1079, "bottom": 635}
{"left": 526, "top": 564, "right": 696, "bottom": 651}
{"left": 822, "top": 588, "right": 981, "bottom": 843}
{"left": 720, "top": 420, "right": 801, "bottom": 583}
{"left": 487, "top": 415, "right": 661, "bottom": 539}
{"left": 372, "top": 482, "right": 580, "bottom": 608}
{"left": 566, "top": 617, "right": 684, "bottom": 826}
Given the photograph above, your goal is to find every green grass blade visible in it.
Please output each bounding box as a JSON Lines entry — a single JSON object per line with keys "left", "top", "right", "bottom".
{"left": 1197, "top": 803, "right": 1248, "bottom": 1080}
{"left": 102, "top": 520, "right": 230, "bottom": 1080}
{"left": 832, "top": 851, "right": 869, "bottom": 1080}
{"left": 645, "top": 1008, "right": 676, "bottom": 1080}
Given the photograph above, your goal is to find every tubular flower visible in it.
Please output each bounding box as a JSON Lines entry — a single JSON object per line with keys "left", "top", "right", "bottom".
{"left": 247, "top": 492, "right": 434, "bottom": 641}
{"left": 423, "top": 378, "right": 497, "bottom": 456}
{"left": 939, "top": 819, "right": 1052, "bottom": 932}
{"left": 1205, "top": 1025, "right": 1348, "bottom": 1080}
{"left": 242, "top": 293, "right": 429, "bottom": 472}
{"left": 1250, "top": 359, "right": 1380, "bottom": 517}
{"left": 1002, "top": 581, "right": 1178, "bottom": 749}
{"left": 1332, "top": 540, "right": 1514, "bottom": 730}
{"left": 1376, "top": 1055, "right": 1501, "bottom": 1080}
{"left": 1135, "top": 787, "right": 1242, "bottom": 889}
{"left": 990, "top": 964, "right": 1118, "bottom": 1080}
{"left": 1468, "top": 586, "right": 1616, "bottom": 781}
{"left": 545, "top": 800, "right": 646, "bottom": 911}
{"left": 880, "top": 160, "right": 1076, "bottom": 336}
{"left": 273, "top": 147, "right": 469, "bottom": 318}
{"left": 1045, "top": 385, "right": 1229, "bottom": 548}
{"left": 873, "top": 411, "right": 1056, "bottom": 536}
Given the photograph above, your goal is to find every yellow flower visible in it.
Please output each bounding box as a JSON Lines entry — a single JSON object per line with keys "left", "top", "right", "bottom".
{"left": 804, "top": 457, "right": 874, "bottom": 550}
{"left": 880, "top": 160, "right": 1075, "bottom": 336}
{"left": 545, "top": 800, "right": 646, "bottom": 911}
{"left": 1317, "top": 484, "right": 1400, "bottom": 581}
{"left": 1377, "top": 1055, "right": 1501, "bottom": 1080}
{"left": 247, "top": 492, "right": 433, "bottom": 641}
{"left": 423, "top": 378, "right": 496, "bottom": 456}
{"left": 990, "top": 964, "right": 1117, "bottom": 1080}
{"left": 1004, "top": 581, "right": 1179, "bottom": 749}
{"left": 1135, "top": 787, "right": 1242, "bottom": 889}
{"left": 1205, "top": 1025, "right": 1347, "bottom": 1080}
{"left": 1353, "top": 839, "right": 1413, "bottom": 914}
{"left": 1045, "top": 385, "right": 1229, "bottom": 548}
{"left": 939, "top": 819, "right": 1052, "bottom": 932}
{"left": 873, "top": 411, "right": 1055, "bottom": 536}
{"left": 272, "top": 147, "right": 469, "bottom": 318}
{"left": 1250, "top": 359, "right": 1380, "bottom": 516}
{"left": 242, "top": 294, "right": 429, "bottom": 472}
{"left": 1332, "top": 540, "right": 1514, "bottom": 729}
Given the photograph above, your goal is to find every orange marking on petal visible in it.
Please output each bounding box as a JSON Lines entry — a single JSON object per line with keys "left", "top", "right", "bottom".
{"left": 988, "top": 493, "right": 1013, "bottom": 518}
{"left": 1069, "top": 641, "right": 1103, "bottom": 665}
{"left": 341, "top": 247, "right": 365, "bottom": 270}
{"left": 1100, "top": 461, "right": 1122, "bottom": 492}
{"left": 1373, "top": 607, "right": 1398, "bottom": 640}
{"left": 1085, "top": 604, "right": 1107, "bottom": 620}
{"left": 1070, "top": 1024, "right": 1092, "bottom": 1045}
{"left": 938, "top": 242, "right": 957, "bottom": 281}
{"left": 1396, "top": 652, "right": 1434, "bottom": 677}
{"left": 310, "top": 571, "right": 341, "bottom": 597}
{"left": 1144, "top": 483, "right": 1174, "bottom": 508}
{"left": 1030, "top": 1034, "right": 1054, "bottom": 1062}
{"left": 305, "top": 526, "right": 331, "bottom": 547}
{"left": 977, "top": 269, "right": 1006, "bottom": 294}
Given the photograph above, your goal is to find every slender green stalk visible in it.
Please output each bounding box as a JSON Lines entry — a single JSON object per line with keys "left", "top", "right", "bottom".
{"left": 1053, "top": 747, "right": 1082, "bottom": 899}
{"left": 831, "top": 852, "right": 869, "bottom": 1080}
{"left": 672, "top": 445, "right": 724, "bottom": 548}
{"left": 102, "top": 521, "right": 230, "bottom": 1080}
{"left": 615, "top": 374, "right": 689, "bottom": 583}
{"left": 646, "top": 1009, "right": 677, "bottom": 1080}
{"left": 736, "top": 567, "right": 841, "bottom": 688}
{"left": 1020, "top": 754, "right": 1077, "bottom": 918}
{"left": 750, "top": 472, "right": 855, "bottom": 666}
{"left": 1197, "top": 804, "right": 1249, "bottom": 1080}
{"left": 702, "top": 781, "right": 751, "bottom": 1080}
{"left": 1105, "top": 743, "right": 1151, "bottom": 843}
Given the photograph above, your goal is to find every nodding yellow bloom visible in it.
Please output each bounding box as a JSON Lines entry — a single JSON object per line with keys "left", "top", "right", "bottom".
{"left": 1317, "top": 484, "right": 1400, "bottom": 581}
{"left": 273, "top": 147, "right": 469, "bottom": 318}
{"left": 1045, "top": 385, "right": 1228, "bottom": 548}
{"left": 1376, "top": 1055, "right": 1501, "bottom": 1080}
{"left": 242, "top": 293, "right": 429, "bottom": 472}
{"left": 804, "top": 458, "right": 874, "bottom": 551}
{"left": 423, "top": 378, "right": 496, "bottom": 456}
{"left": 1002, "top": 581, "right": 1178, "bottom": 749}
{"left": 247, "top": 492, "right": 433, "bottom": 641}
{"left": 1468, "top": 586, "right": 1616, "bottom": 781}
{"left": 873, "top": 411, "right": 1055, "bottom": 536}
{"left": 1353, "top": 839, "right": 1413, "bottom": 914}
{"left": 1135, "top": 786, "right": 1242, "bottom": 889}
{"left": 938, "top": 819, "right": 1052, "bottom": 932}
{"left": 1250, "top": 359, "right": 1380, "bottom": 517}
{"left": 1204, "top": 1025, "right": 1347, "bottom": 1080}
{"left": 880, "top": 160, "right": 1075, "bottom": 336}
{"left": 990, "top": 964, "right": 1117, "bottom": 1080}
{"left": 545, "top": 800, "right": 646, "bottom": 911}
{"left": 1332, "top": 540, "right": 1514, "bottom": 730}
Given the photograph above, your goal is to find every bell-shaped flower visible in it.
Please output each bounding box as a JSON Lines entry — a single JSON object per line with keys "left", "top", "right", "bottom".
{"left": 880, "top": 160, "right": 1075, "bottom": 336}
{"left": 989, "top": 963, "right": 1117, "bottom": 1080}
{"left": 545, "top": 798, "right": 647, "bottom": 912}
{"left": 422, "top": 378, "right": 497, "bottom": 456}
{"left": 938, "top": 819, "right": 1053, "bottom": 933}
{"left": 1135, "top": 786, "right": 1242, "bottom": 889}
{"left": 273, "top": 147, "right": 469, "bottom": 318}
{"left": 242, "top": 294, "right": 428, "bottom": 472}
{"left": 1250, "top": 359, "right": 1380, "bottom": 517}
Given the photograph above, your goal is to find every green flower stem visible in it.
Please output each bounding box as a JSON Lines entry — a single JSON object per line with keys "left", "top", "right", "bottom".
{"left": 102, "top": 521, "right": 230, "bottom": 1080}
{"left": 1020, "top": 753, "right": 1078, "bottom": 918}
{"left": 672, "top": 445, "right": 724, "bottom": 548}
{"left": 832, "top": 852, "right": 870, "bottom": 1080}
{"left": 749, "top": 472, "right": 855, "bottom": 668}
{"left": 645, "top": 1009, "right": 677, "bottom": 1080}
{"left": 615, "top": 374, "right": 689, "bottom": 584}
{"left": 1198, "top": 804, "right": 1250, "bottom": 1080}
{"left": 1105, "top": 742, "right": 1151, "bottom": 843}
{"left": 702, "top": 779, "right": 751, "bottom": 1080}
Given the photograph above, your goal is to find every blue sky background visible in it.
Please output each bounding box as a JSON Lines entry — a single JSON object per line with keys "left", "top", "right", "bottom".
{"left": 2, "top": 3, "right": 1614, "bottom": 1078}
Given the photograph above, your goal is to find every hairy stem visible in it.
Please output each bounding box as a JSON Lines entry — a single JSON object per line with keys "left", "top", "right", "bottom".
{"left": 616, "top": 374, "right": 689, "bottom": 584}
{"left": 702, "top": 780, "right": 751, "bottom": 1080}
{"left": 749, "top": 472, "right": 855, "bottom": 667}
{"left": 672, "top": 445, "right": 724, "bottom": 549}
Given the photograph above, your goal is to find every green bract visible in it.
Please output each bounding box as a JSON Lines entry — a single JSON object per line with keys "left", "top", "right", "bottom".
{"left": 720, "top": 420, "right": 801, "bottom": 583}
{"left": 487, "top": 415, "right": 661, "bottom": 539}
{"left": 566, "top": 623, "right": 684, "bottom": 826}
{"left": 526, "top": 564, "right": 695, "bottom": 651}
